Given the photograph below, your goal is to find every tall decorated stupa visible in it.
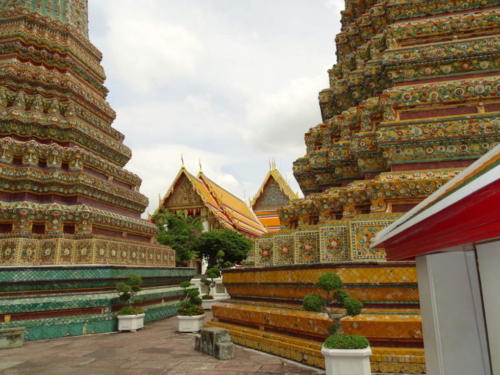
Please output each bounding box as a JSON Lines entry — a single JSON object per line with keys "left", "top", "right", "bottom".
{"left": 0, "top": 1, "right": 194, "bottom": 340}
{"left": 0, "top": 0, "right": 174, "bottom": 267}
{"left": 206, "top": 0, "right": 500, "bottom": 373}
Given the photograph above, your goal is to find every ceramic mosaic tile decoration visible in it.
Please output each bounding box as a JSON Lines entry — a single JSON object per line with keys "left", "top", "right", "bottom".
{"left": 0, "top": 266, "right": 195, "bottom": 340}
{"left": 0, "top": 0, "right": 174, "bottom": 267}
{"left": 214, "top": 0, "right": 500, "bottom": 373}
{"left": 0, "top": 1, "right": 193, "bottom": 340}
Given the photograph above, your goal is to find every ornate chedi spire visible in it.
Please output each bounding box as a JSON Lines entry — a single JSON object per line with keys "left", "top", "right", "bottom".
{"left": 254, "top": 0, "right": 500, "bottom": 266}
{"left": 0, "top": 1, "right": 175, "bottom": 266}
{"left": 210, "top": 4, "right": 499, "bottom": 373}
{"left": 0, "top": 0, "right": 89, "bottom": 37}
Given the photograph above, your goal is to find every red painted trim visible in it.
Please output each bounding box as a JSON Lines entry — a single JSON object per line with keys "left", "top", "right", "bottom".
{"left": 383, "top": 180, "right": 500, "bottom": 260}
{"left": 391, "top": 159, "right": 473, "bottom": 171}
{"left": 394, "top": 70, "right": 500, "bottom": 86}
{"left": 400, "top": 106, "right": 477, "bottom": 120}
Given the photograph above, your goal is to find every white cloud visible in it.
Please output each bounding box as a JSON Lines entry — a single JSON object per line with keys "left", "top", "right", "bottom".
{"left": 88, "top": 0, "right": 343, "bottom": 212}
{"left": 243, "top": 75, "right": 325, "bottom": 155}
{"left": 95, "top": 2, "right": 202, "bottom": 92}
{"left": 113, "top": 94, "right": 235, "bottom": 146}
{"left": 325, "top": 0, "right": 344, "bottom": 11}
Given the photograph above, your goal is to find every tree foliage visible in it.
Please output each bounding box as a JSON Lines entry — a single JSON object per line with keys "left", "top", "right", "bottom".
{"left": 193, "top": 229, "right": 252, "bottom": 268}
{"left": 152, "top": 210, "right": 203, "bottom": 265}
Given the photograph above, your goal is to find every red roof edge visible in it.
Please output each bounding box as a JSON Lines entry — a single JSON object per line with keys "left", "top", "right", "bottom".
{"left": 383, "top": 180, "right": 500, "bottom": 261}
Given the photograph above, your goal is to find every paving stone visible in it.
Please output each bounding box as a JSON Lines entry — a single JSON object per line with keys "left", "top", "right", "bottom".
{"left": 0, "top": 314, "right": 322, "bottom": 375}
{"left": 0, "top": 362, "right": 23, "bottom": 371}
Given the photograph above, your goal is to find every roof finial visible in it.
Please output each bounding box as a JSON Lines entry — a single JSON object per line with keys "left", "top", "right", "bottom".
{"left": 181, "top": 153, "right": 185, "bottom": 167}
{"left": 269, "top": 158, "right": 276, "bottom": 170}
{"left": 199, "top": 158, "right": 203, "bottom": 173}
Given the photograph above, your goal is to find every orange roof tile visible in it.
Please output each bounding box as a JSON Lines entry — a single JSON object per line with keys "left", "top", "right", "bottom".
{"left": 198, "top": 172, "right": 267, "bottom": 237}
{"left": 258, "top": 217, "right": 280, "bottom": 225}
{"left": 156, "top": 166, "right": 267, "bottom": 237}
{"left": 157, "top": 167, "right": 234, "bottom": 229}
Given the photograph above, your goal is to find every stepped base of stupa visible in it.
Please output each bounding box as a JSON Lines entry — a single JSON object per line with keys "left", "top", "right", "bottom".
{"left": 206, "top": 262, "right": 425, "bottom": 373}
{"left": 0, "top": 266, "right": 195, "bottom": 341}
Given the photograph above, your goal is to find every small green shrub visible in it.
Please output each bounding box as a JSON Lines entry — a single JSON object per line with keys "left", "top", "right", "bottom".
{"left": 202, "top": 295, "right": 214, "bottom": 300}
{"left": 177, "top": 304, "right": 204, "bottom": 316}
{"left": 344, "top": 297, "right": 363, "bottom": 316}
{"left": 303, "top": 293, "right": 324, "bottom": 312}
{"left": 206, "top": 267, "right": 221, "bottom": 279}
{"left": 334, "top": 290, "right": 348, "bottom": 303}
{"left": 178, "top": 280, "right": 204, "bottom": 316}
{"left": 323, "top": 334, "right": 369, "bottom": 350}
{"left": 180, "top": 280, "right": 192, "bottom": 289}
{"left": 187, "top": 288, "right": 200, "bottom": 298}
{"left": 191, "top": 296, "right": 202, "bottom": 306}
{"left": 118, "top": 306, "right": 144, "bottom": 315}
{"left": 115, "top": 274, "right": 143, "bottom": 315}
{"left": 318, "top": 273, "right": 343, "bottom": 291}
{"left": 302, "top": 272, "right": 369, "bottom": 348}
{"left": 327, "top": 324, "right": 338, "bottom": 335}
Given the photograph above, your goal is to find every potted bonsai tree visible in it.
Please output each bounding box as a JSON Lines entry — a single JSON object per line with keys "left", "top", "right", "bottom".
{"left": 177, "top": 280, "right": 205, "bottom": 332}
{"left": 201, "top": 267, "right": 221, "bottom": 310}
{"left": 115, "top": 275, "right": 145, "bottom": 332}
{"left": 303, "top": 273, "right": 370, "bottom": 375}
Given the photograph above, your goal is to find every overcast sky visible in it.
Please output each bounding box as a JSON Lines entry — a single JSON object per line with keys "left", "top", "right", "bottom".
{"left": 88, "top": 0, "right": 344, "bottom": 215}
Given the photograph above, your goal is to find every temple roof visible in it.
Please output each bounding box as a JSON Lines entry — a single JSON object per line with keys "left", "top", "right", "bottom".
{"left": 251, "top": 167, "right": 298, "bottom": 208}
{"left": 158, "top": 167, "right": 266, "bottom": 237}
{"left": 198, "top": 172, "right": 267, "bottom": 237}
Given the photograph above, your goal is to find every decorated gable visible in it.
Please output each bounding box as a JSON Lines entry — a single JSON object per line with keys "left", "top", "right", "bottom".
{"left": 164, "top": 174, "right": 203, "bottom": 209}
{"left": 254, "top": 178, "right": 291, "bottom": 211}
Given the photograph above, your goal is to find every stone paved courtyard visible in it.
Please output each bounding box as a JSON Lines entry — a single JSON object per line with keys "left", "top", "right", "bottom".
{"left": 0, "top": 314, "right": 323, "bottom": 375}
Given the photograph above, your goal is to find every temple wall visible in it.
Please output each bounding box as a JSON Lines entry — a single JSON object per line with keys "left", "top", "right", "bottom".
{"left": 0, "top": 237, "right": 174, "bottom": 267}
{"left": 416, "top": 250, "right": 491, "bottom": 375}
{"left": 0, "top": 266, "right": 195, "bottom": 341}
{"left": 253, "top": 214, "right": 400, "bottom": 266}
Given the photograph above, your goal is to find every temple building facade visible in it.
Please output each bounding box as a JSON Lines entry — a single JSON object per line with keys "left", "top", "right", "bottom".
{"left": 157, "top": 166, "right": 266, "bottom": 238}
{"left": 0, "top": 0, "right": 193, "bottom": 341}
{"left": 207, "top": 0, "right": 500, "bottom": 373}
{"left": 251, "top": 164, "right": 298, "bottom": 233}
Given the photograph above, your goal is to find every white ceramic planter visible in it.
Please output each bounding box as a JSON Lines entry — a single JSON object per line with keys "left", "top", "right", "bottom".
{"left": 177, "top": 314, "right": 205, "bottom": 332}
{"left": 321, "top": 345, "right": 372, "bottom": 375}
{"left": 117, "top": 313, "right": 145, "bottom": 332}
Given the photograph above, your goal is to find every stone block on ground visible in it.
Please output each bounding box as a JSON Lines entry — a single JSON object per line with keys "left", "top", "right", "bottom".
{"left": 194, "top": 334, "right": 201, "bottom": 351}
{"left": 0, "top": 328, "right": 25, "bottom": 349}
{"left": 215, "top": 341, "right": 235, "bottom": 360}
{"left": 195, "top": 327, "right": 234, "bottom": 360}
